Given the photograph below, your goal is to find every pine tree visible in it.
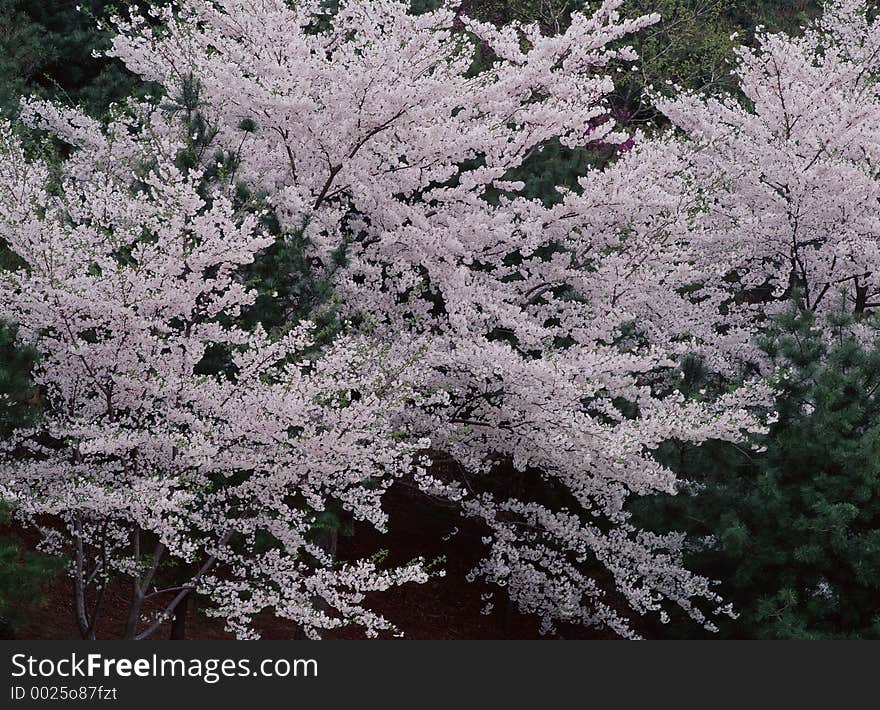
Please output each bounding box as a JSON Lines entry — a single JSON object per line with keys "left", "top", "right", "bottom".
{"left": 0, "top": 324, "right": 63, "bottom": 638}
{"left": 636, "top": 304, "right": 880, "bottom": 639}
{"left": 0, "top": 0, "right": 148, "bottom": 117}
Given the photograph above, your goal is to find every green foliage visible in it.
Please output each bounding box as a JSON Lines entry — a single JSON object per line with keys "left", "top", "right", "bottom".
{"left": 500, "top": 139, "right": 613, "bottom": 205}
{"left": 242, "top": 231, "right": 344, "bottom": 344}
{"left": 635, "top": 306, "right": 880, "bottom": 639}
{"left": 617, "top": 1, "right": 819, "bottom": 122}
{"left": 0, "top": 322, "right": 60, "bottom": 639}
{"left": 0, "top": 0, "right": 148, "bottom": 117}
{"left": 0, "top": 504, "right": 64, "bottom": 637}
{"left": 724, "top": 0, "right": 821, "bottom": 34}
{"left": 461, "top": 1, "right": 821, "bottom": 123}
{"left": 0, "top": 322, "right": 39, "bottom": 435}
{"left": 615, "top": 0, "right": 739, "bottom": 122}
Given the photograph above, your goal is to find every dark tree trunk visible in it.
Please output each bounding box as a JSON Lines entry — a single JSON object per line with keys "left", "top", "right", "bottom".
{"left": 855, "top": 282, "right": 869, "bottom": 314}
{"left": 170, "top": 593, "right": 189, "bottom": 640}
{"left": 502, "top": 593, "right": 516, "bottom": 637}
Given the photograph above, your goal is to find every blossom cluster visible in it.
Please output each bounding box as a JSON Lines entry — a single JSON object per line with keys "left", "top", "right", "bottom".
{"left": 0, "top": 107, "right": 430, "bottom": 639}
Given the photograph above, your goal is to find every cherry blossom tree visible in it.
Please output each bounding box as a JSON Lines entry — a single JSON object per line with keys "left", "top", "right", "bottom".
{"left": 0, "top": 103, "right": 432, "bottom": 640}
{"left": 101, "top": 0, "right": 772, "bottom": 637}
{"left": 657, "top": 0, "right": 880, "bottom": 317}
